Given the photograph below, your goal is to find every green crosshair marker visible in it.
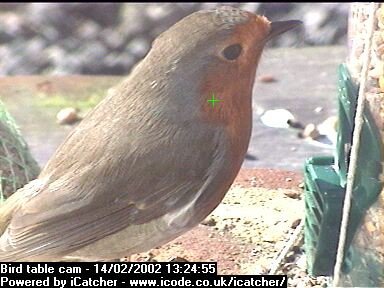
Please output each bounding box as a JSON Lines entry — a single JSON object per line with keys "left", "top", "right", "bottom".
{"left": 207, "top": 93, "right": 221, "bottom": 108}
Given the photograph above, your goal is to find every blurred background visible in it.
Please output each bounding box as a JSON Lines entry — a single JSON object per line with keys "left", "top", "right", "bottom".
{"left": 0, "top": 2, "right": 349, "bottom": 76}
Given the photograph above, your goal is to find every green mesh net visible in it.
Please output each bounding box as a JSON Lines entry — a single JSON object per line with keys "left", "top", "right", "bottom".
{"left": 0, "top": 100, "right": 40, "bottom": 203}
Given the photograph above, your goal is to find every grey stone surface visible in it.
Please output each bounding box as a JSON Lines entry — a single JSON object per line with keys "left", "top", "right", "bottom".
{"left": 245, "top": 45, "right": 347, "bottom": 170}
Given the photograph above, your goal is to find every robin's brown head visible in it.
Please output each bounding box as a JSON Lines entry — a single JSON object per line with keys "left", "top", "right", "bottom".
{"left": 142, "top": 6, "right": 301, "bottom": 126}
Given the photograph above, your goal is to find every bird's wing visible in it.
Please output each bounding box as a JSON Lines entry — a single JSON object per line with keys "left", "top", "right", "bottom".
{"left": 0, "top": 118, "right": 228, "bottom": 261}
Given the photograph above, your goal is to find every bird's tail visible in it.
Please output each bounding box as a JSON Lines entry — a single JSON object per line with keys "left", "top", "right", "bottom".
{"left": 0, "top": 189, "right": 26, "bottom": 235}
{"left": 0, "top": 179, "right": 43, "bottom": 235}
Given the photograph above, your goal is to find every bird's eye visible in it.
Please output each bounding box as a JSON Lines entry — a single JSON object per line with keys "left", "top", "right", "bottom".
{"left": 222, "top": 44, "right": 242, "bottom": 61}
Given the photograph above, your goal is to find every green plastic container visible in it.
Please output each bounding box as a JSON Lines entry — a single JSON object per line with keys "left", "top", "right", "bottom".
{"left": 334, "top": 64, "right": 382, "bottom": 253}
{"left": 304, "top": 64, "right": 383, "bottom": 277}
{"left": 334, "top": 64, "right": 357, "bottom": 187}
{"left": 304, "top": 156, "right": 348, "bottom": 276}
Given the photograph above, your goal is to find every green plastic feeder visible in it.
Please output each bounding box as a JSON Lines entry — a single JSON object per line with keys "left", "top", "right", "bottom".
{"left": 303, "top": 64, "right": 383, "bottom": 277}
{"left": 304, "top": 156, "right": 348, "bottom": 276}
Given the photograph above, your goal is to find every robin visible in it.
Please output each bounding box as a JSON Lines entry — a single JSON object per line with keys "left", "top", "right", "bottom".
{"left": 0, "top": 6, "right": 301, "bottom": 261}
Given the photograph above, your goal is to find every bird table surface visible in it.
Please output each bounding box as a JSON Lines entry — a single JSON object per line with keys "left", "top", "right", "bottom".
{"left": 130, "top": 168, "right": 304, "bottom": 277}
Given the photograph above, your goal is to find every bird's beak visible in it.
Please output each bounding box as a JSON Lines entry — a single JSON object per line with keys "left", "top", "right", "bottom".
{"left": 267, "top": 20, "right": 302, "bottom": 40}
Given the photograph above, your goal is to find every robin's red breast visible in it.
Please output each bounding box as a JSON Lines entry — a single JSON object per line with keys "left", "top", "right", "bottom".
{"left": 0, "top": 6, "right": 301, "bottom": 261}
